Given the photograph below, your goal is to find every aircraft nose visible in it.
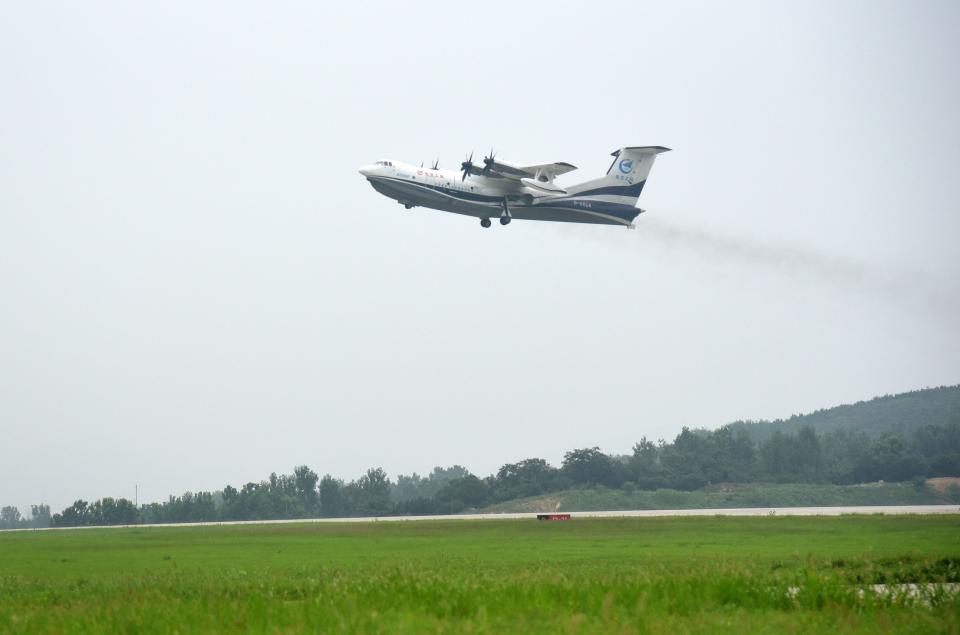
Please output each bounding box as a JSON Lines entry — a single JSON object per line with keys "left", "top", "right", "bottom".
{"left": 359, "top": 165, "right": 375, "bottom": 177}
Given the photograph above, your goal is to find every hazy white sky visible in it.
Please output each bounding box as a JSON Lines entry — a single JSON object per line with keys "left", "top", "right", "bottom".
{"left": 2, "top": 1, "right": 958, "bottom": 511}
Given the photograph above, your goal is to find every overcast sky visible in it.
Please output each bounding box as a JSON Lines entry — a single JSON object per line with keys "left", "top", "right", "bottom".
{"left": 2, "top": 1, "right": 959, "bottom": 512}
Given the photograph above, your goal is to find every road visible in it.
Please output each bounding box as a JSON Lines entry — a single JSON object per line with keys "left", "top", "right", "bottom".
{"left": 4, "top": 504, "right": 958, "bottom": 532}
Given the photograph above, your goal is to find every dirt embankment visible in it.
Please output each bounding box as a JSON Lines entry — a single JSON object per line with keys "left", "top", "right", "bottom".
{"left": 927, "top": 477, "right": 960, "bottom": 492}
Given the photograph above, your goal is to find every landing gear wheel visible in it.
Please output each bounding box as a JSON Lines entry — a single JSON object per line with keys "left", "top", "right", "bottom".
{"left": 404, "top": 204, "right": 413, "bottom": 209}
{"left": 500, "top": 197, "right": 512, "bottom": 225}
{"left": 480, "top": 218, "right": 492, "bottom": 228}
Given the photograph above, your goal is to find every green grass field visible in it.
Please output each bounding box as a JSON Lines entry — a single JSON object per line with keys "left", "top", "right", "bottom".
{"left": 2, "top": 516, "right": 959, "bottom": 633}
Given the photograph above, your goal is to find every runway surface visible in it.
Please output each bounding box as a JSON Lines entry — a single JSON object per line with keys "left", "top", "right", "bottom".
{"left": 4, "top": 504, "right": 958, "bottom": 531}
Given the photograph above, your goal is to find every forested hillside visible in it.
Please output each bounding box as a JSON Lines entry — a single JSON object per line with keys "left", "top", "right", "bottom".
{"left": 727, "top": 385, "right": 960, "bottom": 443}
{"left": 2, "top": 385, "right": 958, "bottom": 528}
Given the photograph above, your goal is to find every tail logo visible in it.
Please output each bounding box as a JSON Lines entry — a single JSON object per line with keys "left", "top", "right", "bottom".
{"left": 618, "top": 159, "right": 634, "bottom": 174}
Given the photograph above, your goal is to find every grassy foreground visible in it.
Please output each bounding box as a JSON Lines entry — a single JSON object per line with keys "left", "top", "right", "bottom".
{"left": 1, "top": 516, "right": 959, "bottom": 633}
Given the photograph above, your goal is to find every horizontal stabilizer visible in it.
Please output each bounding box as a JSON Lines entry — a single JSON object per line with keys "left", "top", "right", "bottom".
{"left": 611, "top": 146, "right": 671, "bottom": 157}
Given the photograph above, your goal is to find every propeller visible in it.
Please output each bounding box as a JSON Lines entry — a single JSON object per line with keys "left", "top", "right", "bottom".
{"left": 460, "top": 151, "right": 475, "bottom": 181}
{"left": 431, "top": 158, "right": 440, "bottom": 170}
{"left": 482, "top": 148, "right": 496, "bottom": 176}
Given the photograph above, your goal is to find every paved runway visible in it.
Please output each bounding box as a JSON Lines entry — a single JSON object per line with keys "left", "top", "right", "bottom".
{"left": 5, "top": 504, "right": 958, "bottom": 532}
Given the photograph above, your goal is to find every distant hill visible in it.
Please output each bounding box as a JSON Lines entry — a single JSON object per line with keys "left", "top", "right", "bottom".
{"left": 726, "top": 385, "right": 960, "bottom": 443}
{"left": 482, "top": 481, "right": 960, "bottom": 514}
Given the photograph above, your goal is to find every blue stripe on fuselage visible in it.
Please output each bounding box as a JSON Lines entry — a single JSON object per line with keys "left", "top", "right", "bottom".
{"left": 367, "top": 176, "right": 641, "bottom": 222}
{"left": 537, "top": 201, "right": 640, "bottom": 221}
{"left": 563, "top": 180, "right": 646, "bottom": 199}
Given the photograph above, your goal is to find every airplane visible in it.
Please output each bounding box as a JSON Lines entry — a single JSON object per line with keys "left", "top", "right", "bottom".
{"left": 359, "top": 146, "right": 670, "bottom": 228}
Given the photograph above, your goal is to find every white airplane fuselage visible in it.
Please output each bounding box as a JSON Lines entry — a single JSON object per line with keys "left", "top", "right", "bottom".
{"left": 359, "top": 162, "right": 563, "bottom": 226}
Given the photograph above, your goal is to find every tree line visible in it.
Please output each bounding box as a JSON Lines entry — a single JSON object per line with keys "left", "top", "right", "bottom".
{"left": 2, "top": 420, "right": 957, "bottom": 529}
{"left": 0, "top": 505, "right": 50, "bottom": 530}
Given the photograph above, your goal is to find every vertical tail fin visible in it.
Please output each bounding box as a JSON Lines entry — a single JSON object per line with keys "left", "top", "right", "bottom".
{"left": 565, "top": 146, "right": 671, "bottom": 207}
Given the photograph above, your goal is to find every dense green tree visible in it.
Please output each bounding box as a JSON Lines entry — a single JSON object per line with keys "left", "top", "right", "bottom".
{"left": 928, "top": 453, "right": 960, "bottom": 475}
{"left": 319, "top": 475, "right": 348, "bottom": 517}
{"left": 758, "top": 427, "right": 825, "bottom": 482}
{"left": 435, "top": 475, "right": 489, "bottom": 511}
{"left": 293, "top": 465, "right": 319, "bottom": 515}
{"left": 0, "top": 506, "right": 22, "bottom": 528}
{"left": 819, "top": 430, "right": 867, "bottom": 483}
{"left": 161, "top": 492, "right": 217, "bottom": 523}
{"left": 493, "top": 458, "right": 559, "bottom": 501}
{"left": 222, "top": 485, "right": 238, "bottom": 505}
{"left": 234, "top": 482, "right": 274, "bottom": 520}
{"left": 354, "top": 468, "right": 391, "bottom": 516}
{"left": 88, "top": 497, "right": 137, "bottom": 525}
{"left": 392, "top": 473, "right": 427, "bottom": 503}
{"left": 793, "top": 427, "right": 825, "bottom": 481}
{"left": 760, "top": 430, "right": 791, "bottom": 481}
{"left": 392, "top": 466, "right": 471, "bottom": 503}
{"left": 562, "top": 447, "right": 620, "bottom": 487}
{"left": 660, "top": 428, "right": 715, "bottom": 489}
{"left": 629, "top": 437, "right": 666, "bottom": 489}
{"left": 30, "top": 504, "right": 51, "bottom": 528}
{"left": 712, "top": 426, "right": 758, "bottom": 482}
{"left": 53, "top": 500, "right": 90, "bottom": 527}
{"left": 853, "top": 435, "right": 927, "bottom": 483}
{"left": 911, "top": 423, "right": 960, "bottom": 475}
{"left": 265, "top": 472, "right": 303, "bottom": 518}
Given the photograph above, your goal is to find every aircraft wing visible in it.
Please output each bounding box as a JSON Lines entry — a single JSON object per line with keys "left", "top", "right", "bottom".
{"left": 483, "top": 159, "right": 577, "bottom": 182}
{"left": 518, "top": 162, "right": 577, "bottom": 179}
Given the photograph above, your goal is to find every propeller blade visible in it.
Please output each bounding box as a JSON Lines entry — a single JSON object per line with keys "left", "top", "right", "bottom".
{"left": 482, "top": 148, "right": 496, "bottom": 175}
{"left": 461, "top": 151, "right": 475, "bottom": 181}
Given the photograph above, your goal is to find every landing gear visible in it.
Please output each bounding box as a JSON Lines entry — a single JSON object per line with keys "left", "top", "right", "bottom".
{"left": 404, "top": 204, "right": 413, "bottom": 209}
{"left": 481, "top": 196, "right": 512, "bottom": 228}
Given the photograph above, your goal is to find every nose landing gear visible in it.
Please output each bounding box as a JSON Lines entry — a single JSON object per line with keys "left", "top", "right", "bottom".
{"left": 480, "top": 218, "right": 492, "bottom": 228}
